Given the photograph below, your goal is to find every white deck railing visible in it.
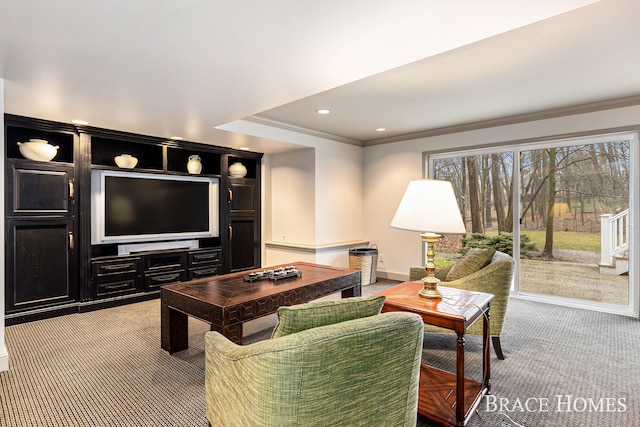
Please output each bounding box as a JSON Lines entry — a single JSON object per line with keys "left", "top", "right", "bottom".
{"left": 600, "top": 209, "right": 629, "bottom": 266}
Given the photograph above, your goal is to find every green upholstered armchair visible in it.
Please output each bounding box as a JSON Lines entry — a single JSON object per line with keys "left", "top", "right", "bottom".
{"left": 410, "top": 250, "right": 515, "bottom": 360}
{"left": 205, "top": 302, "right": 424, "bottom": 427}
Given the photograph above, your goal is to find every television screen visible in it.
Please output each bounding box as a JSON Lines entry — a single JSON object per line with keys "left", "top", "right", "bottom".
{"left": 91, "top": 170, "right": 219, "bottom": 245}
{"left": 104, "top": 175, "right": 210, "bottom": 236}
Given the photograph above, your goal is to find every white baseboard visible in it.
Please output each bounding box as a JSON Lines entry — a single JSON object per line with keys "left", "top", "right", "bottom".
{"left": 0, "top": 347, "right": 8, "bottom": 372}
{"left": 375, "top": 270, "right": 408, "bottom": 282}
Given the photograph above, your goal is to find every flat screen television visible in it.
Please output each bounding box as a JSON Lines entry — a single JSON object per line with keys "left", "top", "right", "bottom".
{"left": 91, "top": 169, "right": 219, "bottom": 247}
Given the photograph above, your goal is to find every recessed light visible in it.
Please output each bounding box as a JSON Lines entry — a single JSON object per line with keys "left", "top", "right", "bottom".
{"left": 239, "top": 147, "right": 250, "bottom": 151}
{"left": 376, "top": 128, "right": 386, "bottom": 132}
{"left": 72, "top": 119, "right": 89, "bottom": 125}
{"left": 170, "top": 136, "right": 183, "bottom": 140}
{"left": 316, "top": 109, "right": 331, "bottom": 115}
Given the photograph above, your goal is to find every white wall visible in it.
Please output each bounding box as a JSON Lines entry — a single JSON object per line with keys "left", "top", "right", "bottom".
{"left": 1, "top": 78, "right": 8, "bottom": 372}
{"left": 264, "top": 139, "right": 365, "bottom": 266}
{"left": 365, "top": 104, "right": 640, "bottom": 280}
{"left": 362, "top": 148, "right": 425, "bottom": 279}
{"left": 270, "top": 148, "right": 316, "bottom": 244}
{"left": 314, "top": 142, "right": 363, "bottom": 245}
{"left": 228, "top": 119, "right": 366, "bottom": 266}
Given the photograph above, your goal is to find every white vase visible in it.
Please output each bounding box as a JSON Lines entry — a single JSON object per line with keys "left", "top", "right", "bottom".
{"left": 114, "top": 154, "right": 138, "bottom": 169}
{"left": 229, "top": 162, "right": 247, "bottom": 178}
{"left": 17, "top": 139, "right": 59, "bottom": 162}
{"left": 187, "top": 155, "right": 202, "bottom": 174}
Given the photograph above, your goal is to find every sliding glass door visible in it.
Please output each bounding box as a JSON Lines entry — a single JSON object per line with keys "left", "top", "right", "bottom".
{"left": 429, "top": 132, "right": 637, "bottom": 315}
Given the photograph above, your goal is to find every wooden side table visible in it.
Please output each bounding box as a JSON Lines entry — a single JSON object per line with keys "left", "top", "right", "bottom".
{"left": 375, "top": 282, "right": 493, "bottom": 427}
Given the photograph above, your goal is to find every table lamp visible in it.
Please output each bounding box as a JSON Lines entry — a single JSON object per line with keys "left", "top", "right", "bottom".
{"left": 390, "top": 179, "right": 466, "bottom": 298}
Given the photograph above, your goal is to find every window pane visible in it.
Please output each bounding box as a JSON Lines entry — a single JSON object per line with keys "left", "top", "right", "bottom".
{"left": 519, "top": 141, "right": 630, "bottom": 306}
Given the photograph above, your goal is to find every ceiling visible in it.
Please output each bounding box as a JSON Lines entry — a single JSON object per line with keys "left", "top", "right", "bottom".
{"left": 2, "top": 0, "right": 638, "bottom": 154}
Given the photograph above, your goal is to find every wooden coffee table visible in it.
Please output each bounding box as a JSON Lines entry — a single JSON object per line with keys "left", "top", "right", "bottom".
{"left": 160, "top": 262, "right": 361, "bottom": 353}
{"left": 375, "top": 281, "right": 493, "bottom": 427}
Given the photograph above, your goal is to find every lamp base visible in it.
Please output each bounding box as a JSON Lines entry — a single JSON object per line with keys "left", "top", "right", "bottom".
{"left": 419, "top": 276, "right": 442, "bottom": 299}
{"left": 419, "top": 233, "right": 443, "bottom": 299}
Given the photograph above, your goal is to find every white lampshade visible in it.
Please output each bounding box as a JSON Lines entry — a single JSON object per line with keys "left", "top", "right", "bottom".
{"left": 390, "top": 179, "right": 466, "bottom": 234}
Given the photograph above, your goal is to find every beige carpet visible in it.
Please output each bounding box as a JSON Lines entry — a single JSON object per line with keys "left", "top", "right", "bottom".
{"left": 1, "top": 299, "right": 211, "bottom": 426}
{"left": 2, "top": 282, "right": 639, "bottom": 426}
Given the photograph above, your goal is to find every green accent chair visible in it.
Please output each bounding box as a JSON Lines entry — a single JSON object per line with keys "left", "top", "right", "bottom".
{"left": 204, "top": 299, "right": 424, "bottom": 427}
{"left": 410, "top": 250, "right": 514, "bottom": 360}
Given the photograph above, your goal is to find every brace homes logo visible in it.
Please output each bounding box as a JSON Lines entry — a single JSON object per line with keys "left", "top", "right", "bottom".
{"left": 484, "top": 394, "right": 627, "bottom": 426}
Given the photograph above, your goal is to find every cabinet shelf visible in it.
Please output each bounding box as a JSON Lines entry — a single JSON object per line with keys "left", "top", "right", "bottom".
{"left": 227, "top": 155, "right": 258, "bottom": 179}
{"left": 91, "top": 135, "right": 224, "bottom": 176}
{"left": 91, "top": 136, "right": 164, "bottom": 170}
{"left": 167, "top": 148, "right": 221, "bottom": 176}
{"left": 5, "top": 125, "right": 75, "bottom": 164}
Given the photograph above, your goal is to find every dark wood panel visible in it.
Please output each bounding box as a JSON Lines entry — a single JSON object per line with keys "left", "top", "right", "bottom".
{"left": 13, "top": 168, "right": 70, "bottom": 214}
{"left": 7, "top": 161, "right": 74, "bottom": 216}
{"left": 229, "top": 181, "right": 255, "bottom": 213}
{"left": 6, "top": 220, "right": 75, "bottom": 312}
{"left": 229, "top": 218, "right": 258, "bottom": 272}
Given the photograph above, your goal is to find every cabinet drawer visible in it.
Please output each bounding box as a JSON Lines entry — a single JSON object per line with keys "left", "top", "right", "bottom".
{"left": 188, "top": 266, "right": 220, "bottom": 280}
{"left": 96, "top": 279, "right": 138, "bottom": 297}
{"left": 145, "top": 252, "right": 187, "bottom": 273}
{"left": 92, "top": 258, "right": 141, "bottom": 279}
{"left": 188, "top": 249, "right": 221, "bottom": 267}
{"left": 145, "top": 270, "right": 187, "bottom": 290}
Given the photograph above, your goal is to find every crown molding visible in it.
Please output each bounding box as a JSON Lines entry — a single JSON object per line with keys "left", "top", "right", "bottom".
{"left": 246, "top": 116, "right": 363, "bottom": 146}
{"left": 364, "top": 95, "right": 640, "bottom": 146}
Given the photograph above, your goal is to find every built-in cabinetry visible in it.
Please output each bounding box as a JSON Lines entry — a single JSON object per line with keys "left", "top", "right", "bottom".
{"left": 91, "top": 247, "right": 221, "bottom": 298}
{"left": 4, "top": 118, "right": 78, "bottom": 320}
{"left": 4, "top": 114, "right": 262, "bottom": 324}
{"left": 226, "top": 156, "right": 261, "bottom": 272}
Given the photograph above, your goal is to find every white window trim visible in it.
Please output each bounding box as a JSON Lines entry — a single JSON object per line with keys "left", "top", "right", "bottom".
{"left": 427, "top": 131, "right": 639, "bottom": 318}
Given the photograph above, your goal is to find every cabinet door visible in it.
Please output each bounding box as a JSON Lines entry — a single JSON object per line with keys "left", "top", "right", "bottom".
{"left": 229, "top": 180, "right": 255, "bottom": 213}
{"left": 228, "top": 217, "right": 259, "bottom": 272}
{"left": 5, "top": 219, "right": 76, "bottom": 313}
{"left": 7, "top": 161, "right": 74, "bottom": 216}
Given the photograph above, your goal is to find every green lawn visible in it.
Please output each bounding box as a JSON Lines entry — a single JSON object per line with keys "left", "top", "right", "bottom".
{"left": 520, "top": 230, "right": 600, "bottom": 252}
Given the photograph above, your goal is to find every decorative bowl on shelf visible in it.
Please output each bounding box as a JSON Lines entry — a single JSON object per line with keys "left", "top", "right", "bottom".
{"left": 17, "top": 139, "right": 59, "bottom": 162}
{"left": 229, "top": 162, "right": 247, "bottom": 178}
{"left": 114, "top": 154, "right": 138, "bottom": 169}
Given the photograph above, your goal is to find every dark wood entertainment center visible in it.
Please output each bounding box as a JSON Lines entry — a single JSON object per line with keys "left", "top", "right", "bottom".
{"left": 4, "top": 113, "right": 262, "bottom": 324}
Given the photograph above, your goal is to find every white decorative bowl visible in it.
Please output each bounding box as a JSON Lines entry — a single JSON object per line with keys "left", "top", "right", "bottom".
{"left": 17, "top": 139, "right": 59, "bottom": 162}
{"left": 114, "top": 154, "right": 138, "bottom": 169}
{"left": 229, "top": 162, "right": 247, "bottom": 178}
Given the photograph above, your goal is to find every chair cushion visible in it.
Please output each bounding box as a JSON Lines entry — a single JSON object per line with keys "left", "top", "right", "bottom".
{"left": 271, "top": 295, "right": 386, "bottom": 339}
{"left": 446, "top": 247, "right": 496, "bottom": 281}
